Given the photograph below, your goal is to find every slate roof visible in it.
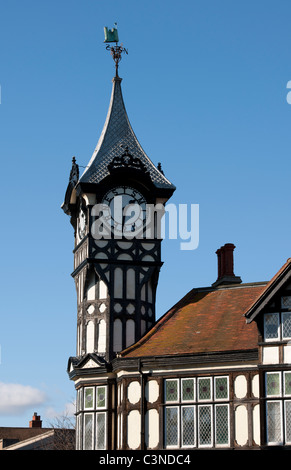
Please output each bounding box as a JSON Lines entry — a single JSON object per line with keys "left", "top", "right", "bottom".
{"left": 79, "top": 76, "right": 175, "bottom": 190}
{"left": 120, "top": 282, "right": 267, "bottom": 358}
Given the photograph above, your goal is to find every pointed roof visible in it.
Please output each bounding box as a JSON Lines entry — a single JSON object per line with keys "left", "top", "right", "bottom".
{"left": 244, "top": 258, "right": 291, "bottom": 322}
{"left": 79, "top": 76, "right": 175, "bottom": 190}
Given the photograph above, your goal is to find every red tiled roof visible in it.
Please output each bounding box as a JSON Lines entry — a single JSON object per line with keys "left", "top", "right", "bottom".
{"left": 121, "top": 283, "right": 266, "bottom": 358}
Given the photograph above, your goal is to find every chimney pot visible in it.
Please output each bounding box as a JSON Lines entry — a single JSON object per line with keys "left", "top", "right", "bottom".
{"left": 29, "top": 413, "right": 42, "bottom": 428}
{"left": 212, "top": 243, "right": 242, "bottom": 287}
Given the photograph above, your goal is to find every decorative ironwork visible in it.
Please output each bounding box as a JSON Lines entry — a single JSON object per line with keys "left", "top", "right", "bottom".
{"left": 104, "top": 25, "right": 128, "bottom": 77}
{"left": 107, "top": 146, "right": 148, "bottom": 173}
{"left": 69, "top": 156, "right": 79, "bottom": 185}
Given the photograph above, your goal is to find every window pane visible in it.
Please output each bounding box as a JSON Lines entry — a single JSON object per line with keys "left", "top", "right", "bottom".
{"left": 165, "top": 380, "right": 179, "bottom": 402}
{"left": 165, "top": 407, "right": 178, "bottom": 447}
{"left": 264, "top": 313, "right": 279, "bottom": 340}
{"left": 84, "top": 387, "right": 94, "bottom": 409}
{"left": 84, "top": 414, "right": 93, "bottom": 450}
{"left": 198, "top": 405, "right": 212, "bottom": 446}
{"left": 96, "top": 412, "right": 106, "bottom": 449}
{"left": 182, "top": 406, "right": 195, "bottom": 447}
{"left": 215, "top": 377, "right": 228, "bottom": 400}
{"left": 284, "top": 372, "right": 291, "bottom": 396}
{"left": 285, "top": 401, "right": 291, "bottom": 444}
{"left": 281, "top": 296, "right": 291, "bottom": 309}
{"left": 182, "top": 379, "right": 195, "bottom": 402}
{"left": 198, "top": 378, "right": 211, "bottom": 401}
{"left": 282, "top": 312, "right": 291, "bottom": 339}
{"left": 266, "top": 372, "right": 281, "bottom": 397}
{"left": 215, "top": 405, "right": 229, "bottom": 445}
{"left": 266, "top": 401, "right": 282, "bottom": 444}
{"left": 97, "top": 386, "right": 106, "bottom": 408}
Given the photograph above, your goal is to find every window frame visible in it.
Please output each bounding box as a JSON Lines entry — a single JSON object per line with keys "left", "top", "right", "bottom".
{"left": 265, "top": 371, "right": 291, "bottom": 446}
{"left": 164, "top": 376, "right": 229, "bottom": 449}
{"left": 83, "top": 412, "right": 94, "bottom": 450}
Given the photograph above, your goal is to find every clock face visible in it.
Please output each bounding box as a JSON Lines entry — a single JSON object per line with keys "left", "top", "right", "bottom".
{"left": 78, "top": 208, "right": 86, "bottom": 240}
{"left": 101, "top": 186, "right": 147, "bottom": 238}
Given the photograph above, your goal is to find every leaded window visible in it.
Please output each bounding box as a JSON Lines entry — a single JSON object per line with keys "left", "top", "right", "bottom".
{"left": 164, "top": 376, "right": 230, "bottom": 449}
{"left": 78, "top": 384, "right": 108, "bottom": 450}
{"left": 265, "top": 371, "right": 291, "bottom": 445}
{"left": 264, "top": 298, "right": 291, "bottom": 341}
{"left": 84, "top": 387, "right": 94, "bottom": 409}
{"left": 84, "top": 413, "right": 94, "bottom": 450}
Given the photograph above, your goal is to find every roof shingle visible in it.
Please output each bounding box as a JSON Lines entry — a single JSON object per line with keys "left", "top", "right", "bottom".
{"left": 121, "top": 283, "right": 266, "bottom": 358}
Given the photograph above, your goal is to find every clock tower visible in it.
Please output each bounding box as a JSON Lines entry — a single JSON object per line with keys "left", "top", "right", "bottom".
{"left": 62, "top": 37, "right": 175, "bottom": 449}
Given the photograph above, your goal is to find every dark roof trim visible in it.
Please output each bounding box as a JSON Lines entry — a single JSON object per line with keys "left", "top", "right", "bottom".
{"left": 244, "top": 259, "right": 291, "bottom": 323}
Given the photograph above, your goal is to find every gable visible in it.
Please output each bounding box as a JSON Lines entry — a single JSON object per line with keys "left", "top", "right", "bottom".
{"left": 244, "top": 258, "right": 291, "bottom": 323}
{"left": 67, "top": 354, "right": 108, "bottom": 373}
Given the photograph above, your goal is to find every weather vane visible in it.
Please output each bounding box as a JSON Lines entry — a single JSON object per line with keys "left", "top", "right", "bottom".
{"left": 104, "top": 23, "right": 128, "bottom": 77}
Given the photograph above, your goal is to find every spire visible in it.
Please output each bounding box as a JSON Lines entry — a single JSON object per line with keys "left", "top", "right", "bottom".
{"left": 79, "top": 74, "right": 175, "bottom": 191}
{"left": 78, "top": 27, "right": 175, "bottom": 191}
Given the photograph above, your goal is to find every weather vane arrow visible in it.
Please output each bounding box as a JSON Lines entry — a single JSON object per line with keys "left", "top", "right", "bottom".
{"left": 104, "top": 23, "right": 128, "bottom": 77}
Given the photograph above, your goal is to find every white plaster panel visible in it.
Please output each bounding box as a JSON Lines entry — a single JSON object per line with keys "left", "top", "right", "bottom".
{"left": 262, "top": 346, "right": 279, "bottom": 364}
{"left": 145, "top": 380, "right": 159, "bottom": 403}
{"left": 126, "top": 319, "right": 135, "bottom": 348}
{"left": 87, "top": 273, "right": 95, "bottom": 300}
{"left": 127, "top": 410, "right": 141, "bottom": 449}
{"left": 283, "top": 344, "right": 291, "bottom": 363}
{"left": 252, "top": 374, "right": 259, "bottom": 398}
{"left": 253, "top": 404, "right": 260, "bottom": 445}
{"left": 234, "top": 375, "right": 247, "bottom": 399}
{"left": 97, "top": 319, "right": 106, "bottom": 353}
{"left": 235, "top": 405, "right": 248, "bottom": 446}
{"left": 127, "top": 381, "right": 141, "bottom": 404}
{"left": 126, "top": 269, "right": 135, "bottom": 299}
{"left": 86, "top": 320, "right": 94, "bottom": 353}
{"left": 99, "top": 280, "right": 108, "bottom": 299}
{"left": 145, "top": 409, "right": 159, "bottom": 448}
{"left": 113, "top": 319, "right": 122, "bottom": 352}
{"left": 114, "top": 268, "right": 123, "bottom": 298}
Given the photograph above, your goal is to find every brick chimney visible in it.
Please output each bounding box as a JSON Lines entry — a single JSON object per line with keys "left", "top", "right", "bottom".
{"left": 212, "top": 243, "right": 242, "bottom": 287}
{"left": 29, "top": 412, "right": 42, "bottom": 428}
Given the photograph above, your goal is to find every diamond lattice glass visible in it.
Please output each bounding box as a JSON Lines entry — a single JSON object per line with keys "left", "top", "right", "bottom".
{"left": 84, "top": 414, "right": 93, "bottom": 450}
{"left": 215, "top": 377, "right": 228, "bottom": 400}
{"left": 182, "top": 379, "right": 195, "bottom": 402}
{"left": 282, "top": 312, "right": 291, "bottom": 339}
{"left": 198, "top": 378, "right": 211, "bottom": 401}
{"left": 215, "top": 405, "right": 229, "bottom": 445}
{"left": 96, "top": 412, "right": 106, "bottom": 449}
{"left": 284, "top": 372, "right": 291, "bottom": 396}
{"left": 198, "top": 405, "right": 212, "bottom": 446}
{"left": 266, "top": 372, "right": 281, "bottom": 397}
{"left": 165, "top": 380, "right": 178, "bottom": 402}
{"left": 97, "top": 386, "right": 106, "bottom": 408}
{"left": 182, "top": 406, "right": 195, "bottom": 447}
{"left": 285, "top": 401, "right": 291, "bottom": 444}
{"left": 84, "top": 387, "right": 94, "bottom": 409}
{"left": 266, "top": 401, "right": 282, "bottom": 444}
{"left": 264, "top": 313, "right": 279, "bottom": 340}
{"left": 281, "top": 296, "right": 291, "bottom": 309}
{"left": 165, "top": 407, "right": 178, "bottom": 447}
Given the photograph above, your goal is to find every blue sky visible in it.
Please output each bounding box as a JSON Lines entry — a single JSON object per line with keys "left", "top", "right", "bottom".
{"left": 1, "top": 0, "right": 291, "bottom": 427}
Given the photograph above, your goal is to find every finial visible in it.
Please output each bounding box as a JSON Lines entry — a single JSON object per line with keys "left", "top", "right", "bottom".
{"left": 69, "top": 156, "right": 79, "bottom": 184}
{"left": 104, "top": 24, "right": 128, "bottom": 77}
{"left": 157, "top": 162, "right": 164, "bottom": 175}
